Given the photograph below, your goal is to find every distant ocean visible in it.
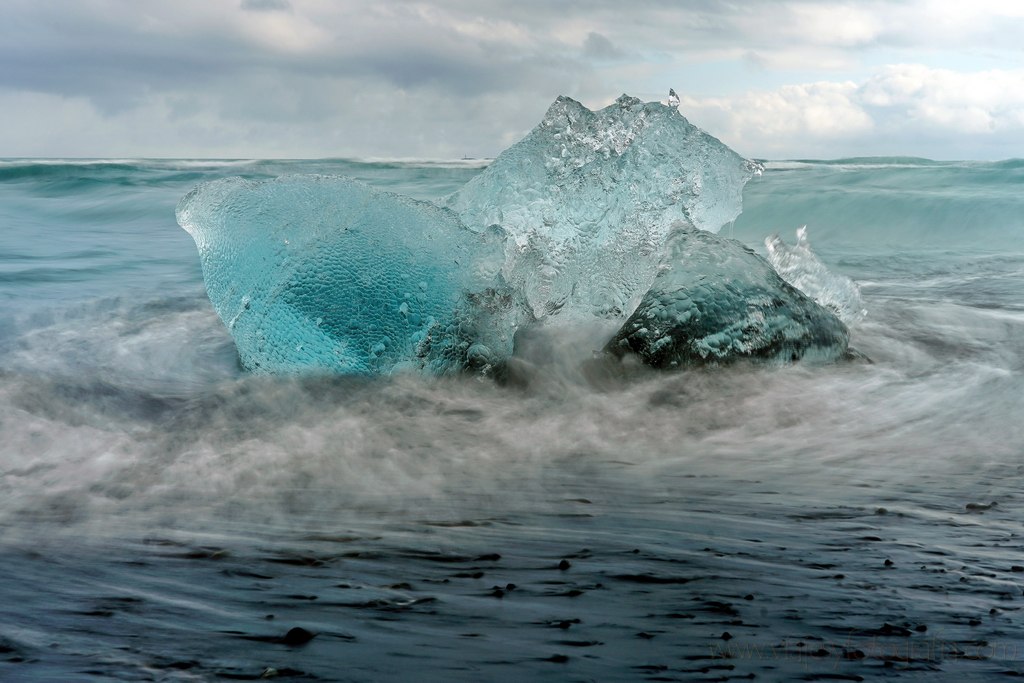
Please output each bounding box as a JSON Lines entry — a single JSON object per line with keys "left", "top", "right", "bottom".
{"left": 2, "top": 157, "right": 1024, "bottom": 681}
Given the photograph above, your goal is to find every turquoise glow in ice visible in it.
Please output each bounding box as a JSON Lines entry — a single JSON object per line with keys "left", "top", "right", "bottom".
{"left": 176, "top": 175, "right": 521, "bottom": 375}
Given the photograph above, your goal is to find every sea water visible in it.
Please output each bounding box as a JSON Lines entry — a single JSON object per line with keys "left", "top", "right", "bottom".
{"left": 1, "top": 157, "right": 1023, "bottom": 681}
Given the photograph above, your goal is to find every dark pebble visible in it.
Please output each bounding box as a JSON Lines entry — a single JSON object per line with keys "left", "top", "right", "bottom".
{"left": 1012, "top": 566, "right": 1024, "bottom": 573}
{"left": 744, "top": 594, "right": 754, "bottom": 601}
{"left": 261, "top": 667, "right": 306, "bottom": 678}
{"left": 182, "top": 548, "right": 229, "bottom": 560}
{"left": 914, "top": 624, "right": 927, "bottom": 633}
{"left": 969, "top": 618, "right": 982, "bottom": 626}
{"left": 281, "top": 627, "right": 316, "bottom": 646}
{"left": 884, "top": 559, "right": 894, "bottom": 567}
{"left": 721, "top": 632, "right": 733, "bottom": 641}
{"left": 878, "top": 623, "right": 912, "bottom": 636}
{"left": 505, "top": 583, "right": 516, "bottom": 591}
{"left": 266, "top": 555, "right": 325, "bottom": 567}
{"left": 545, "top": 654, "right": 570, "bottom": 663}
{"left": 875, "top": 507, "right": 888, "bottom": 515}
{"left": 558, "top": 559, "right": 572, "bottom": 571}
{"left": 636, "top": 632, "right": 655, "bottom": 639}
{"left": 453, "top": 571, "right": 484, "bottom": 579}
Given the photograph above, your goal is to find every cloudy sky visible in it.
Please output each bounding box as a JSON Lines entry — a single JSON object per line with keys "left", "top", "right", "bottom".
{"left": 3, "top": 0, "right": 1024, "bottom": 159}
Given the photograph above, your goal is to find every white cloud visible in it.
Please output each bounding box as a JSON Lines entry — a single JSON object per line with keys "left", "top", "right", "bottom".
{"left": 679, "top": 81, "right": 873, "bottom": 157}
{"left": 861, "top": 65, "right": 1024, "bottom": 134}
{"left": 678, "top": 65, "right": 1024, "bottom": 158}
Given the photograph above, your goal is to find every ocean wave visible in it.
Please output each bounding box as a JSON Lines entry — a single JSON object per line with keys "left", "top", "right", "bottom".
{"left": 735, "top": 159, "right": 1024, "bottom": 250}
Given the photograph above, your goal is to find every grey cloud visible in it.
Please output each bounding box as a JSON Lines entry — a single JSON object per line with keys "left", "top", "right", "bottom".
{"left": 742, "top": 51, "right": 767, "bottom": 70}
{"left": 0, "top": 1, "right": 583, "bottom": 104}
{"left": 582, "top": 32, "right": 624, "bottom": 60}
{"left": 240, "top": 0, "right": 292, "bottom": 11}
{"left": 1, "top": 0, "right": 1023, "bottom": 158}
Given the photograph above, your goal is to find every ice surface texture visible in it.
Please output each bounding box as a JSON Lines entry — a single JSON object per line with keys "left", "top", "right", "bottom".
{"left": 446, "top": 95, "right": 758, "bottom": 323}
{"left": 766, "top": 226, "right": 866, "bottom": 324}
{"left": 608, "top": 229, "right": 850, "bottom": 367}
{"left": 176, "top": 176, "right": 521, "bottom": 375}
{"left": 178, "top": 95, "right": 849, "bottom": 375}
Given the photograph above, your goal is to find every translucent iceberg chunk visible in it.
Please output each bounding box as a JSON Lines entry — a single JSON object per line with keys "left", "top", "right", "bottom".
{"left": 176, "top": 176, "right": 522, "bottom": 375}
{"left": 176, "top": 94, "right": 848, "bottom": 377}
{"left": 607, "top": 228, "right": 850, "bottom": 367}
{"left": 765, "top": 227, "right": 866, "bottom": 323}
{"left": 447, "top": 95, "right": 759, "bottom": 323}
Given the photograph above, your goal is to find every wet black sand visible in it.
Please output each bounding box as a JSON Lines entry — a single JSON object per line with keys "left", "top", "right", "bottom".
{"left": 3, "top": 443, "right": 1023, "bottom": 682}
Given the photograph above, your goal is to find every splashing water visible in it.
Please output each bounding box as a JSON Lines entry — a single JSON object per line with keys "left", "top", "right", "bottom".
{"left": 765, "top": 226, "right": 867, "bottom": 323}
